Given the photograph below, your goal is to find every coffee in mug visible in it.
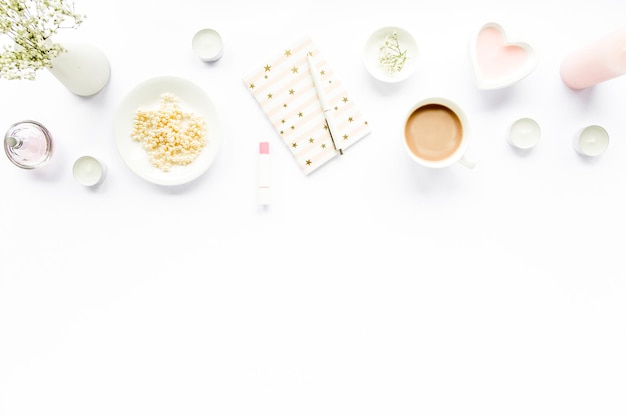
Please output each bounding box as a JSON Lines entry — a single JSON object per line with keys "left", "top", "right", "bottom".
{"left": 403, "top": 98, "right": 474, "bottom": 169}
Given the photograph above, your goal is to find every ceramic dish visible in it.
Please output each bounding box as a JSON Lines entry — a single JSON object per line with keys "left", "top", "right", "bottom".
{"left": 364, "top": 26, "right": 418, "bottom": 83}
{"left": 114, "top": 76, "right": 222, "bottom": 186}
{"left": 469, "top": 22, "right": 538, "bottom": 90}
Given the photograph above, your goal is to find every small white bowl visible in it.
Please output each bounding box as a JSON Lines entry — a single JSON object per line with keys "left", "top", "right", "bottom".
{"left": 364, "top": 26, "right": 418, "bottom": 83}
{"left": 469, "top": 22, "right": 538, "bottom": 90}
{"left": 192, "top": 28, "right": 223, "bottom": 62}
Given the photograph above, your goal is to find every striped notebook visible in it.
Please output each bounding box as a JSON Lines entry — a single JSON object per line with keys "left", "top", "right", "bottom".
{"left": 242, "top": 37, "right": 371, "bottom": 174}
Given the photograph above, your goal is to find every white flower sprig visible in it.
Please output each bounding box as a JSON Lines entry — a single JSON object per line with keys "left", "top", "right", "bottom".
{"left": 0, "top": 0, "right": 85, "bottom": 80}
{"left": 378, "top": 31, "right": 408, "bottom": 74}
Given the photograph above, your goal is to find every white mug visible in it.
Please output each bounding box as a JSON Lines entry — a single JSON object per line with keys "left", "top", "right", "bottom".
{"left": 403, "top": 97, "right": 474, "bottom": 169}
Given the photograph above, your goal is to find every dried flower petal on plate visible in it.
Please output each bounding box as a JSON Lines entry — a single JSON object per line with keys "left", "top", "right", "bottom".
{"left": 131, "top": 93, "right": 207, "bottom": 172}
{"left": 378, "top": 31, "right": 408, "bottom": 74}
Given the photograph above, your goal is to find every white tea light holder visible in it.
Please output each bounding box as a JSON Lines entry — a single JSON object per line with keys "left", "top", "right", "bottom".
{"left": 73, "top": 155, "right": 106, "bottom": 186}
{"left": 574, "top": 125, "right": 609, "bottom": 157}
{"left": 192, "top": 28, "right": 223, "bottom": 62}
{"left": 508, "top": 117, "right": 541, "bottom": 149}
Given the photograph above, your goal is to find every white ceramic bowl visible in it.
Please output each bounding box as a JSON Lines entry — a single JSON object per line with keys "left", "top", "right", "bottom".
{"left": 469, "top": 22, "right": 538, "bottom": 90}
{"left": 364, "top": 26, "right": 418, "bottom": 83}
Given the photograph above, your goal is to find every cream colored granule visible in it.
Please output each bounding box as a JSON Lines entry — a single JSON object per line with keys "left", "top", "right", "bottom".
{"left": 131, "top": 93, "right": 207, "bottom": 171}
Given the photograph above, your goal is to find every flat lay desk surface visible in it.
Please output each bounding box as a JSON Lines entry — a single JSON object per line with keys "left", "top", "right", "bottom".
{"left": 2, "top": 0, "right": 626, "bottom": 416}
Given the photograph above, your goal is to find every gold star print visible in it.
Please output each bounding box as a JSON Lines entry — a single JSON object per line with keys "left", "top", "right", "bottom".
{"left": 281, "top": 119, "right": 286, "bottom": 124}
{"left": 321, "top": 143, "right": 326, "bottom": 149}
{"left": 307, "top": 51, "right": 314, "bottom": 56}
{"left": 292, "top": 142, "right": 298, "bottom": 148}
{"left": 284, "top": 50, "right": 292, "bottom": 57}
{"left": 320, "top": 70, "right": 325, "bottom": 76}
{"left": 343, "top": 134, "right": 349, "bottom": 140}
{"left": 348, "top": 117, "right": 354, "bottom": 122}
{"left": 291, "top": 66, "right": 299, "bottom": 74}
{"left": 249, "top": 83, "right": 255, "bottom": 89}
{"left": 291, "top": 125, "right": 295, "bottom": 130}
{"left": 298, "top": 112, "right": 303, "bottom": 118}
{"left": 289, "top": 89, "right": 295, "bottom": 95}
{"left": 309, "top": 137, "right": 314, "bottom": 143}
{"left": 283, "top": 103, "right": 288, "bottom": 108}
{"left": 267, "top": 93, "right": 273, "bottom": 99}
{"left": 306, "top": 159, "right": 312, "bottom": 166}
{"left": 334, "top": 106, "right": 338, "bottom": 110}
{"left": 342, "top": 97, "right": 348, "bottom": 103}
{"left": 264, "top": 65, "right": 271, "bottom": 72}
{"left": 280, "top": 130, "right": 284, "bottom": 135}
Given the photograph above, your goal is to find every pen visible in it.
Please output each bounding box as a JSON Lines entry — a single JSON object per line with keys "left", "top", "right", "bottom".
{"left": 307, "top": 55, "right": 343, "bottom": 155}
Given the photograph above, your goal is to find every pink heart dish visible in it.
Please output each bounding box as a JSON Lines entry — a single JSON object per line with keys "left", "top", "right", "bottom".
{"left": 470, "top": 22, "right": 538, "bottom": 90}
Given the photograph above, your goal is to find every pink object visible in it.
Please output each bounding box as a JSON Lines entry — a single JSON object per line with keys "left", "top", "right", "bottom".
{"left": 257, "top": 141, "right": 271, "bottom": 205}
{"left": 560, "top": 26, "right": 626, "bottom": 90}
{"left": 469, "top": 22, "right": 538, "bottom": 90}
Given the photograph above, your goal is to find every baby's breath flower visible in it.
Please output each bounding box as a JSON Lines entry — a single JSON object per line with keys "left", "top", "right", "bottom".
{"left": 378, "top": 31, "right": 408, "bottom": 74}
{"left": 0, "top": 0, "right": 85, "bottom": 80}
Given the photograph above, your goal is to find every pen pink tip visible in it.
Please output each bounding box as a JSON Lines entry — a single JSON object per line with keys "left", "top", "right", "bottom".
{"left": 259, "top": 141, "right": 270, "bottom": 154}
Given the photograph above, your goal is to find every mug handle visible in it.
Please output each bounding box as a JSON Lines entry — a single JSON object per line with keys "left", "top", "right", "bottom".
{"left": 457, "top": 155, "right": 475, "bottom": 169}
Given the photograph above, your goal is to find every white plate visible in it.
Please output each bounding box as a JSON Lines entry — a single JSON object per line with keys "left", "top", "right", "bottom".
{"left": 363, "top": 26, "right": 418, "bottom": 83}
{"left": 114, "top": 76, "right": 222, "bottom": 186}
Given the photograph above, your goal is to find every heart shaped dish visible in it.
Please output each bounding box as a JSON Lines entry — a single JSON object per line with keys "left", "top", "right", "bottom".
{"left": 469, "top": 22, "right": 538, "bottom": 90}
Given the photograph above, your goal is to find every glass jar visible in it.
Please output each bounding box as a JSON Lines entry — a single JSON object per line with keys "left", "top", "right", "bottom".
{"left": 4, "top": 120, "right": 53, "bottom": 169}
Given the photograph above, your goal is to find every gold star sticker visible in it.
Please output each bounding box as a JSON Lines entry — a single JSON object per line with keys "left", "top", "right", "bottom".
{"left": 264, "top": 65, "right": 271, "bottom": 72}
{"left": 291, "top": 142, "right": 298, "bottom": 148}
{"left": 291, "top": 66, "right": 298, "bottom": 74}
{"left": 249, "top": 83, "right": 255, "bottom": 89}
{"left": 284, "top": 50, "right": 292, "bottom": 57}
{"left": 289, "top": 89, "right": 295, "bottom": 95}
{"left": 342, "top": 97, "right": 348, "bottom": 103}
{"left": 306, "top": 159, "right": 312, "bottom": 166}
{"left": 298, "top": 112, "right": 303, "bottom": 118}
{"left": 348, "top": 117, "right": 354, "bottom": 122}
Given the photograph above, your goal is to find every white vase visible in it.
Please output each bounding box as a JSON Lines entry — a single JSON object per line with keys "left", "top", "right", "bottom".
{"left": 48, "top": 42, "right": 111, "bottom": 96}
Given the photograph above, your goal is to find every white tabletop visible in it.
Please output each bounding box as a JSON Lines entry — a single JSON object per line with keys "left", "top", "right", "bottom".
{"left": 2, "top": 1, "right": 626, "bottom": 416}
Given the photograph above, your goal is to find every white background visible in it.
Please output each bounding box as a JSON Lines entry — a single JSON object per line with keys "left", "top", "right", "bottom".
{"left": 1, "top": 0, "right": 626, "bottom": 416}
